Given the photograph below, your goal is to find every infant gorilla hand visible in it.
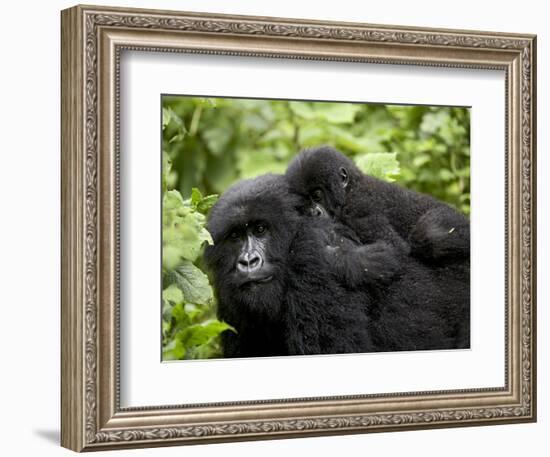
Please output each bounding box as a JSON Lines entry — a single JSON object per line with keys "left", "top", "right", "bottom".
{"left": 357, "top": 241, "right": 402, "bottom": 281}
{"left": 325, "top": 237, "right": 402, "bottom": 289}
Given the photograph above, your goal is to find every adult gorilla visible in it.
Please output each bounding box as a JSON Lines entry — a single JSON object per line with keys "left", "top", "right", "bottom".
{"left": 204, "top": 174, "right": 469, "bottom": 358}
{"left": 203, "top": 174, "right": 388, "bottom": 357}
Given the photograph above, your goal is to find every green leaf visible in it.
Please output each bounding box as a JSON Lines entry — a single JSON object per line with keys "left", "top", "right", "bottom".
{"left": 162, "top": 106, "right": 187, "bottom": 142}
{"left": 168, "top": 133, "right": 185, "bottom": 144}
{"left": 354, "top": 152, "right": 401, "bottom": 182}
{"left": 162, "top": 319, "right": 172, "bottom": 339}
{"left": 162, "top": 246, "right": 183, "bottom": 273}
{"left": 191, "top": 187, "right": 203, "bottom": 207}
{"left": 202, "top": 124, "right": 233, "bottom": 156}
{"left": 420, "top": 110, "right": 450, "bottom": 135}
{"left": 164, "top": 260, "right": 214, "bottom": 305}
{"left": 162, "top": 223, "right": 201, "bottom": 268}
{"left": 162, "top": 151, "right": 172, "bottom": 194}
{"left": 178, "top": 319, "right": 235, "bottom": 348}
{"left": 171, "top": 302, "right": 191, "bottom": 326}
{"left": 162, "top": 284, "right": 184, "bottom": 304}
{"left": 237, "top": 148, "right": 287, "bottom": 179}
{"left": 162, "top": 299, "right": 173, "bottom": 322}
{"left": 183, "top": 303, "right": 203, "bottom": 322}
{"left": 188, "top": 340, "right": 223, "bottom": 359}
{"left": 162, "top": 190, "right": 213, "bottom": 267}
{"left": 328, "top": 125, "right": 384, "bottom": 154}
{"left": 162, "top": 339, "right": 186, "bottom": 360}
{"left": 162, "top": 107, "right": 172, "bottom": 129}
{"left": 412, "top": 154, "right": 431, "bottom": 168}
{"left": 289, "top": 101, "right": 360, "bottom": 124}
{"left": 288, "top": 101, "right": 315, "bottom": 120}
{"left": 313, "top": 103, "right": 361, "bottom": 124}
{"left": 163, "top": 189, "right": 186, "bottom": 211}
{"left": 197, "top": 194, "right": 218, "bottom": 214}
{"left": 197, "top": 98, "right": 217, "bottom": 108}
{"left": 439, "top": 169, "right": 455, "bottom": 181}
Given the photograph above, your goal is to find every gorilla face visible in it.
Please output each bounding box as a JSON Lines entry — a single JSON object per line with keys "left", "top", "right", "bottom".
{"left": 229, "top": 220, "right": 274, "bottom": 286}
{"left": 286, "top": 146, "right": 355, "bottom": 218}
{"left": 204, "top": 175, "right": 300, "bottom": 319}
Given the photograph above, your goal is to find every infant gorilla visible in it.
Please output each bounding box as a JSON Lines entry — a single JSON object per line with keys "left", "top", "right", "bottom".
{"left": 204, "top": 174, "right": 469, "bottom": 358}
{"left": 285, "top": 146, "right": 470, "bottom": 264}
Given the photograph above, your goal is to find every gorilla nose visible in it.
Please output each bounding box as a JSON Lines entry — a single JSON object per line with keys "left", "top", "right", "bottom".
{"left": 237, "top": 251, "right": 262, "bottom": 273}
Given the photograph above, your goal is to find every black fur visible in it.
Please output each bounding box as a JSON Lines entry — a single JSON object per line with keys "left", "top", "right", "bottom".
{"left": 285, "top": 146, "right": 470, "bottom": 264}
{"left": 204, "top": 175, "right": 383, "bottom": 357}
{"left": 204, "top": 174, "right": 469, "bottom": 357}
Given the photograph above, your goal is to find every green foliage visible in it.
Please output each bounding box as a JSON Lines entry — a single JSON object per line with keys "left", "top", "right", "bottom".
{"left": 161, "top": 148, "right": 234, "bottom": 361}
{"left": 162, "top": 97, "right": 470, "bottom": 214}
{"left": 161, "top": 96, "right": 471, "bottom": 360}
{"left": 355, "top": 152, "right": 400, "bottom": 183}
{"left": 386, "top": 105, "right": 470, "bottom": 214}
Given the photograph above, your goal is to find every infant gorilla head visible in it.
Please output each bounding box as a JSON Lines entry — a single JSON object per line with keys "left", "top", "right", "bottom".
{"left": 284, "top": 146, "right": 356, "bottom": 219}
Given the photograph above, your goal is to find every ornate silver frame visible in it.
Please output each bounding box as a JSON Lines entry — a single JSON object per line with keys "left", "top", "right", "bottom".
{"left": 61, "top": 4, "right": 537, "bottom": 451}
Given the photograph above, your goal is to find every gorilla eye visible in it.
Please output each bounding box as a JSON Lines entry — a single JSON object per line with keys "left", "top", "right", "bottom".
{"left": 311, "top": 189, "right": 323, "bottom": 202}
{"left": 229, "top": 230, "right": 240, "bottom": 240}
{"left": 255, "top": 223, "right": 267, "bottom": 235}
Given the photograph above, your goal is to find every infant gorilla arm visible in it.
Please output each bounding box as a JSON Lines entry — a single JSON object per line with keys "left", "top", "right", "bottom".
{"left": 285, "top": 146, "right": 470, "bottom": 263}
{"left": 311, "top": 221, "right": 401, "bottom": 289}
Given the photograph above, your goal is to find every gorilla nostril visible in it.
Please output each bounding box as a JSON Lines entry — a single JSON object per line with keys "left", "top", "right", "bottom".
{"left": 248, "top": 255, "right": 260, "bottom": 269}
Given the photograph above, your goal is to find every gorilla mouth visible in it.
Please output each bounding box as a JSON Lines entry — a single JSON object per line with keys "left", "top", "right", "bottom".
{"left": 240, "top": 275, "right": 273, "bottom": 286}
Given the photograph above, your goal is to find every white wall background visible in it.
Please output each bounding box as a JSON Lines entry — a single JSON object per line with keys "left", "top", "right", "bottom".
{"left": 0, "top": 1, "right": 545, "bottom": 455}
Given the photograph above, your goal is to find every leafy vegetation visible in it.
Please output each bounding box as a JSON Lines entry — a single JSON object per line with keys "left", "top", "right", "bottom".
{"left": 162, "top": 149, "right": 234, "bottom": 360}
{"left": 161, "top": 96, "right": 470, "bottom": 360}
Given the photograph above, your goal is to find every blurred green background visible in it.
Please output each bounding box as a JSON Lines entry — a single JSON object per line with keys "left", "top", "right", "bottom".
{"left": 163, "top": 96, "right": 470, "bottom": 214}
{"left": 161, "top": 96, "right": 470, "bottom": 361}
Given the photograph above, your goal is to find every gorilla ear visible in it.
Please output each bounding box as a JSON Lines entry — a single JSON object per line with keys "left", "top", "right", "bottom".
{"left": 339, "top": 167, "right": 349, "bottom": 188}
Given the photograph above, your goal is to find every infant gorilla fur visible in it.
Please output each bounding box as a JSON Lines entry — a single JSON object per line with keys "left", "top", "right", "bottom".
{"left": 285, "top": 146, "right": 471, "bottom": 264}
{"left": 204, "top": 174, "right": 470, "bottom": 358}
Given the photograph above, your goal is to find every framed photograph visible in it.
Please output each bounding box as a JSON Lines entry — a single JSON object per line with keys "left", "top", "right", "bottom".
{"left": 61, "top": 4, "right": 537, "bottom": 452}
